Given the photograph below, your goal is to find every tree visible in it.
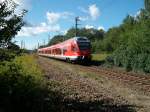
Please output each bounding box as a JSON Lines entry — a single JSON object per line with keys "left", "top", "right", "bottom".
{"left": 0, "top": 0, "right": 26, "bottom": 48}
{"left": 47, "top": 35, "right": 65, "bottom": 46}
{"left": 65, "top": 28, "right": 105, "bottom": 41}
{"left": 145, "top": 0, "right": 150, "bottom": 13}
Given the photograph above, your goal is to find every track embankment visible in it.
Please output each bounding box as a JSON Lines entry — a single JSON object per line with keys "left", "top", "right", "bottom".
{"left": 37, "top": 56, "right": 150, "bottom": 112}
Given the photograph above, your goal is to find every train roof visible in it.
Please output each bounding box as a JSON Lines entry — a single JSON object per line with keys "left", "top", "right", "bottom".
{"left": 38, "top": 36, "right": 90, "bottom": 51}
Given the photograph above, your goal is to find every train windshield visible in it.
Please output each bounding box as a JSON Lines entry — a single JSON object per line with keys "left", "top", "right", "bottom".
{"left": 77, "top": 42, "right": 91, "bottom": 50}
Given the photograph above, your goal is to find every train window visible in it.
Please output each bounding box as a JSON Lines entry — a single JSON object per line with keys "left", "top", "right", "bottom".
{"left": 71, "top": 45, "right": 77, "bottom": 51}
{"left": 77, "top": 42, "right": 91, "bottom": 50}
{"left": 77, "top": 38, "right": 87, "bottom": 41}
{"left": 63, "top": 47, "right": 67, "bottom": 54}
{"left": 48, "top": 50, "right": 51, "bottom": 54}
{"left": 56, "top": 48, "right": 61, "bottom": 55}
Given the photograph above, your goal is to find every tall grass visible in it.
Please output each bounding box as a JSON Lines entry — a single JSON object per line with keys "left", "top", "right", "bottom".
{"left": 92, "top": 53, "right": 110, "bottom": 61}
{"left": 0, "top": 55, "right": 63, "bottom": 112}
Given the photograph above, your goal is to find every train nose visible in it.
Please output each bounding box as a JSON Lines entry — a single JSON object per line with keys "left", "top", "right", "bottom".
{"left": 80, "top": 50, "right": 90, "bottom": 55}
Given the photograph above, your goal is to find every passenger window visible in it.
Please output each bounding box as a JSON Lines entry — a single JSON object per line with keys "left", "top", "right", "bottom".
{"left": 63, "top": 47, "right": 67, "bottom": 54}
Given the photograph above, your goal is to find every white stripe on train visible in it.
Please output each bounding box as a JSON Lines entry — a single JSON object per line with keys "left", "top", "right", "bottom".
{"left": 39, "top": 53, "right": 80, "bottom": 61}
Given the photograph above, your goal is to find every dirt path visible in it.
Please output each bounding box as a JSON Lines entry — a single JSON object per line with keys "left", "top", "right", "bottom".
{"left": 37, "top": 56, "right": 150, "bottom": 112}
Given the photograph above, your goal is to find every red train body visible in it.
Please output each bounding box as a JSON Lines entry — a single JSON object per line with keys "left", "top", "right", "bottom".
{"left": 38, "top": 37, "right": 91, "bottom": 62}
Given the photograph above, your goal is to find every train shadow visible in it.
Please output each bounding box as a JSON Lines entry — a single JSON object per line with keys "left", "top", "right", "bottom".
{"left": 78, "top": 60, "right": 105, "bottom": 66}
{"left": 60, "top": 98, "right": 137, "bottom": 112}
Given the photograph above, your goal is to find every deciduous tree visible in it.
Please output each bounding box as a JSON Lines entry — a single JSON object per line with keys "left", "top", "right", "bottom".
{"left": 0, "top": 0, "right": 26, "bottom": 48}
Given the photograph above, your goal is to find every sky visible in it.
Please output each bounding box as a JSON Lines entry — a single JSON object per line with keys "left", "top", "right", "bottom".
{"left": 11, "top": 0, "right": 144, "bottom": 50}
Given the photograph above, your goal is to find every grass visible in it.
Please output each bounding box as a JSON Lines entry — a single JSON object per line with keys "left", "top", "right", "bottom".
{"left": 92, "top": 53, "right": 110, "bottom": 61}
{"left": 14, "top": 54, "right": 43, "bottom": 80}
{"left": 44, "top": 57, "right": 103, "bottom": 81}
{"left": 0, "top": 54, "right": 66, "bottom": 112}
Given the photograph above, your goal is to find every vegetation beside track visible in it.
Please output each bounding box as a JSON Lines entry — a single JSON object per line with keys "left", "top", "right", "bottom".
{"left": 92, "top": 53, "right": 110, "bottom": 61}
{"left": 0, "top": 55, "right": 66, "bottom": 112}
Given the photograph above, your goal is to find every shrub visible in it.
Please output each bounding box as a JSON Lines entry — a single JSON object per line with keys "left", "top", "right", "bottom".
{"left": 0, "top": 49, "right": 16, "bottom": 61}
{"left": 0, "top": 55, "right": 64, "bottom": 112}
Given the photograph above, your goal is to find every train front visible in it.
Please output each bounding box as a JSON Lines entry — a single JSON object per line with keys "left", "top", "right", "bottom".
{"left": 75, "top": 37, "right": 91, "bottom": 62}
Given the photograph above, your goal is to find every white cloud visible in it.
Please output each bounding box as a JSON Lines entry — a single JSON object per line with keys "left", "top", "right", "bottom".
{"left": 46, "top": 11, "right": 73, "bottom": 24}
{"left": 85, "top": 25, "right": 105, "bottom": 30}
{"left": 89, "top": 4, "right": 100, "bottom": 20}
{"left": 98, "top": 26, "right": 105, "bottom": 30}
{"left": 17, "top": 11, "right": 73, "bottom": 37}
{"left": 17, "top": 23, "right": 60, "bottom": 37}
{"left": 85, "top": 25, "right": 94, "bottom": 29}
{"left": 79, "top": 4, "right": 100, "bottom": 21}
{"left": 46, "top": 12, "right": 61, "bottom": 24}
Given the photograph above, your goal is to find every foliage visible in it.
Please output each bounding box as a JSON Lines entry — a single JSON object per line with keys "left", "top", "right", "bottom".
{"left": 145, "top": 0, "right": 150, "bottom": 13}
{"left": 102, "top": 27, "right": 122, "bottom": 52}
{"left": 105, "top": 0, "right": 150, "bottom": 73}
{"left": 65, "top": 28, "right": 105, "bottom": 41}
{"left": 0, "top": 0, "right": 27, "bottom": 62}
{"left": 0, "top": 43, "right": 25, "bottom": 62}
{"left": 102, "top": 15, "right": 136, "bottom": 52}
{"left": 0, "top": 55, "right": 64, "bottom": 112}
{"left": 0, "top": 49, "right": 16, "bottom": 61}
{"left": 47, "top": 35, "right": 65, "bottom": 46}
{"left": 0, "top": 0, "right": 26, "bottom": 48}
{"left": 92, "top": 53, "right": 109, "bottom": 61}
{"left": 91, "top": 40, "right": 104, "bottom": 53}
{"left": 111, "top": 19, "right": 150, "bottom": 72}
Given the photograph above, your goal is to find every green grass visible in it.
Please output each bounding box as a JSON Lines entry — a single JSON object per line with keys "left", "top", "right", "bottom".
{"left": 92, "top": 53, "right": 110, "bottom": 61}
{"left": 14, "top": 55, "right": 43, "bottom": 80}
{"left": 0, "top": 54, "right": 66, "bottom": 112}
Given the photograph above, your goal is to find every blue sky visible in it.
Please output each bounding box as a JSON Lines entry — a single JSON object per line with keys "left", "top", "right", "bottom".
{"left": 13, "top": 0, "right": 144, "bottom": 49}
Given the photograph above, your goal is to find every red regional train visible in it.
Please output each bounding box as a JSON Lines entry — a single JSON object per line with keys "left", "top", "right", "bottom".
{"left": 38, "top": 37, "right": 91, "bottom": 62}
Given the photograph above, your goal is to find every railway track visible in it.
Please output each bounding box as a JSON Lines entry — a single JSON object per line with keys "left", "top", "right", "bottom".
{"left": 79, "top": 65, "right": 150, "bottom": 94}
{"left": 39, "top": 56, "right": 150, "bottom": 95}
{"left": 40, "top": 56, "right": 150, "bottom": 94}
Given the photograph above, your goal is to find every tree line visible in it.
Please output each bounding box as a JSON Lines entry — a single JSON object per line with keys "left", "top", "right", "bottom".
{"left": 106, "top": 0, "right": 150, "bottom": 73}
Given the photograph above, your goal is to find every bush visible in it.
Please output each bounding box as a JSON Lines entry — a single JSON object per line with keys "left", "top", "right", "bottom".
{"left": 109, "top": 20, "right": 150, "bottom": 73}
{"left": 103, "top": 7, "right": 150, "bottom": 73}
{"left": 0, "top": 49, "right": 16, "bottom": 61}
{"left": 0, "top": 55, "right": 64, "bottom": 112}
